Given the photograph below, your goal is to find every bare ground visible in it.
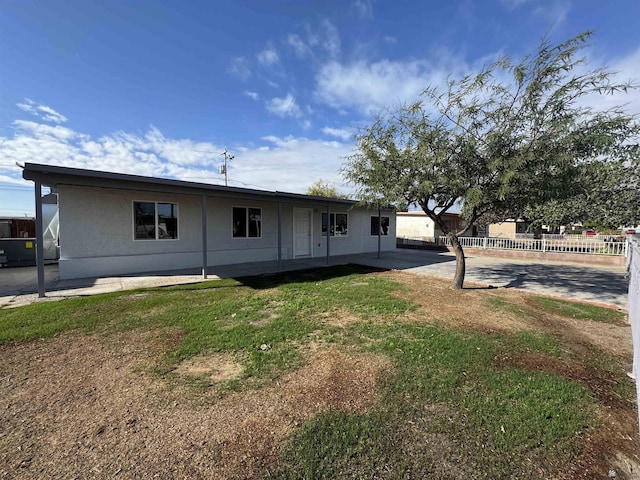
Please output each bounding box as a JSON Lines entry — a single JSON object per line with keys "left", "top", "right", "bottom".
{"left": 0, "top": 270, "right": 637, "bottom": 479}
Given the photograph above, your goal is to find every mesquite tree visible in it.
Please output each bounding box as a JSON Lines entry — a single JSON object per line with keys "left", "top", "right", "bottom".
{"left": 343, "top": 32, "right": 639, "bottom": 288}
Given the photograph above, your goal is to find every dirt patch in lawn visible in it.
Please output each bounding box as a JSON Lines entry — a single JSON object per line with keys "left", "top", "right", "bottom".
{"left": 390, "top": 271, "right": 632, "bottom": 358}
{"left": 0, "top": 331, "right": 390, "bottom": 479}
{"left": 174, "top": 351, "right": 245, "bottom": 383}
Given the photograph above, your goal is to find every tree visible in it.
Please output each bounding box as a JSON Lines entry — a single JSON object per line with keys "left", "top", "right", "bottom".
{"left": 306, "top": 179, "right": 347, "bottom": 198}
{"left": 343, "top": 32, "right": 639, "bottom": 288}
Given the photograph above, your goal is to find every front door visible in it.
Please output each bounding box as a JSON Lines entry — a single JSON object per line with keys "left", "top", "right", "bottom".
{"left": 293, "top": 208, "right": 312, "bottom": 257}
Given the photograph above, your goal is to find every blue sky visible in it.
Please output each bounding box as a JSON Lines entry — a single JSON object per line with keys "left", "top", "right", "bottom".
{"left": 1, "top": 0, "right": 639, "bottom": 216}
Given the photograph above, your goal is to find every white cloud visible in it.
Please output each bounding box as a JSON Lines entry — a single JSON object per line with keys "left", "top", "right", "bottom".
{"left": 322, "top": 127, "right": 353, "bottom": 141}
{"left": 244, "top": 91, "right": 259, "bottom": 101}
{"left": 352, "top": 0, "right": 374, "bottom": 19}
{"left": 17, "top": 99, "right": 68, "bottom": 123}
{"left": 501, "top": 0, "right": 571, "bottom": 27}
{"left": 315, "top": 59, "right": 443, "bottom": 114}
{"left": 227, "top": 56, "right": 251, "bottom": 81}
{"left": 383, "top": 35, "right": 397, "bottom": 45}
{"left": 266, "top": 94, "right": 302, "bottom": 118}
{"left": 581, "top": 46, "right": 640, "bottom": 118}
{"left": 257, "top": 45, "right": 279, "bottom": 67}
{"left": 286, "top": 33, "right": 310, "bottom": 58}
{"left": 13, "top": 120, "right": 79, "bottom": 141}
{"left": 533, "top": 0, "right": 571, "bottom": 26}
{"left": 0, "top": 120, "right": 356, "bottom": 214}
{"left": 320, "top": 19, "right": 341, "bottom": 58}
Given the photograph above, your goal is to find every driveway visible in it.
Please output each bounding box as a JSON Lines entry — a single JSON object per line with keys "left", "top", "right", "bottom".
{"left": 0, "top": 248, "right": 629, "bottom": 309}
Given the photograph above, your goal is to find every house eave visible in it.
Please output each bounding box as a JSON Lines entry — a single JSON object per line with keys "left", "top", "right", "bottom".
{"left": 21, "top": 162, "right": 362, "bottom": 207}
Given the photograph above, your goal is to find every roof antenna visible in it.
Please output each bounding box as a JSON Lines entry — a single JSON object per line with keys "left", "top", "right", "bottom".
{"left": 220, "top": 149, "right": 235, "bottom": 187}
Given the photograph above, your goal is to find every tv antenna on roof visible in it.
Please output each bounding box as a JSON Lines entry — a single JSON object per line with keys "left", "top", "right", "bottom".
{"left": 220, "top": 149, "right": 235, "bottom": 187}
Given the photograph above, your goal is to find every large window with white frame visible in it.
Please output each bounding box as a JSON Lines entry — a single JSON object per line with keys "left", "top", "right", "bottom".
{"left": 233, "top": 206, "right": 262, "bottom": 238}
{"left": 134, "top": 201, "right": 178, "bottom": 240}
{"left": 322, "top": 212, "right": 348, "bottom": 236}
{"left": 370, "top": 216, "right": 390, "bottom": 236}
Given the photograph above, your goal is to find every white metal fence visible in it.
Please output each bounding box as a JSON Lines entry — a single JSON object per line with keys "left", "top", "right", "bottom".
{"left": 438, "top": 236, "right": 629, "bottom": 256}
{"left": 627, "top": 239, "right": 640, "bottom": 438}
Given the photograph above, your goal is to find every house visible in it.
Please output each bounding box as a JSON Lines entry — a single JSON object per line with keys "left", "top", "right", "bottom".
{"left": 0, "top": 217, "right": 35, "bottom": 238}
{"left": 0, "top": 192, "right": 59, "bottom": 266}
{"left": 21, "top": 163, "right": 396, "bottom": 292}
{"left": 396, "top": 211, "right": 483, "bottom": 242}
{"left": 487, "top": 220, "right": 531, "bottom": 239}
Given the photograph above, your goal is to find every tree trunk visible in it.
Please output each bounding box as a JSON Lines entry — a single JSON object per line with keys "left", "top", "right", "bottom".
{"left": 448, "top": 232, "right": 466, "bottom": 289}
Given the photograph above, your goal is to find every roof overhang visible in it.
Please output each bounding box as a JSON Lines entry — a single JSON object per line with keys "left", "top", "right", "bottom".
{"left": 21, "top": 163, "right": 363, "bottom": 208}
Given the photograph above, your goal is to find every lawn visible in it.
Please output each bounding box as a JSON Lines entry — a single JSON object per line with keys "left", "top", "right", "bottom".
{"left": 0, "top": 265, "right": 636, "bottom": 479}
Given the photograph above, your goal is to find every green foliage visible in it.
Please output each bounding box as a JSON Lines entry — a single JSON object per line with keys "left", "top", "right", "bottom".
{"left": 306, "top": 179, "right": 348, "bottom": 198}
{"left": 343, "top": 32, "right": 640, "bottom": 286}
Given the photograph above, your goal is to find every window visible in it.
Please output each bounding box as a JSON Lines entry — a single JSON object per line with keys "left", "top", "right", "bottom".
{"left": 371, "top": 216, "right": 390, "bottom": 236}
{"left": 134, "top": 201, "right": 178, "bottom": 240}
{"left": 322, "top": 213, "right": 348, "bottom": 236}
{"left": 233, "top": 207, "right": 262, "bottom": 238}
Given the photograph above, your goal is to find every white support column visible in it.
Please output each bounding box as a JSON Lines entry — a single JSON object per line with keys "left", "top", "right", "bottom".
{"left": 377, "top": 208, "right": 381, "bottom": 259}
{"left": 277, "top": 200, "right": 282, "bottom": 271}
{"left": 201, "top": 194, "right": 208, "bottom": 279}
{"left": 34, "top": 180, "right": 45, "bottom": 298}
{"left": 326, "top": 204, "right": 330, "bottom": 265}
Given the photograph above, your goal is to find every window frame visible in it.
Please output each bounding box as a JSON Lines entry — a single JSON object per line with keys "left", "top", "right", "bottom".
{"left": 133, "top": 201, "right": 179, "bottom": 241}
{"left": 370, "top": 215, "right": 390, "bottom": 236}
{"left": 322, "top": 212, "right": 349, "bottom": 237}
{"left": 232, "top": 206, "right": 262, "bottom": 239}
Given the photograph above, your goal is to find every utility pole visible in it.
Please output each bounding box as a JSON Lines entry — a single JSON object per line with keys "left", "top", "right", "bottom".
{"left": 220, "top": 149, "right": 235, "bottom": 187}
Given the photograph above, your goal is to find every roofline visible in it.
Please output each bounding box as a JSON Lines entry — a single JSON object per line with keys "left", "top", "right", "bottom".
{"left": 21, "top": 162, "right": 359, "bottom": 206}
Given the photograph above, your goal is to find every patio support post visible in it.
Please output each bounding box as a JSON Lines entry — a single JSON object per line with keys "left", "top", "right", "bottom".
{"left": 34, "top": 180, "right": 45, "bottom": 298}
{"left": 201, "top": 194, "right": 208, "bottom": 279}
{"left": 277, "top": 200, "right": 282, "bottom": 271}
{"left": 377, "top": 207, "right": 381, "bottom": 259}
{"left": 326, "top": 204, "right": 330, "bottom": 265}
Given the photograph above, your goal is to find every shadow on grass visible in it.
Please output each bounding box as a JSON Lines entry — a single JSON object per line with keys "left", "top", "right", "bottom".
{"left": 237, "top": 264, "right": 389, "bottom": 290}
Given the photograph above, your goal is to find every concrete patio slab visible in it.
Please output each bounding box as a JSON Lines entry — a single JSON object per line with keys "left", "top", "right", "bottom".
{"left": 0, "top": 248, "right": 629, "bottom": 309}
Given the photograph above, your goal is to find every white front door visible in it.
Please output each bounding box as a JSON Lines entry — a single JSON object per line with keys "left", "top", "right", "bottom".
{"left": 293, "top": 208, "right": 312, "bottom": 257}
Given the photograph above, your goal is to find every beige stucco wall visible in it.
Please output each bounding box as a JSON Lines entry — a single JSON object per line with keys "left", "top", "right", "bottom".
{"left": 57, "top": 185, "right": 396, "bottom": 279}
{"left": 488, "top": 222, "right": 517, "bottom": 239}
{"left": 396, "top": 212, "right": 435, "bottom": 240}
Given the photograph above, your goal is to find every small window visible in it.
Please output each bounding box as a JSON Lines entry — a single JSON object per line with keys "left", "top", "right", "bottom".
{"left": 371, "top": 216, "right": 390, "bottom": 236}
{"left": 134, "top": 201, "right": 178, "bottom": 240}
{"left": 322, "top": 213, "right": 348, "bottom": 236}
{"left": 233, "top": 207, "right": 262, "bottom": 238}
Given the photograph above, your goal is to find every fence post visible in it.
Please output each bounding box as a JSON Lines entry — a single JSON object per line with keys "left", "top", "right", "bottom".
{"left": 483, "top": 237, "right": 487, "bottom": 249}
{"left": 626, "top": 239, "right": 630, "bottom": 257}
{"left": 542, "top": 239, "right": 546, "bottom": 253}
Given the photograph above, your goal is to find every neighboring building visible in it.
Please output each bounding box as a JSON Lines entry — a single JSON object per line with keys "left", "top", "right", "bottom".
{"left": 488, "top": 220, "right": 531, "bottom": 239}
{"left": 0, "top": 217, "right": 35, "bottom": 238}
{"left": 22, "top": 163, "right": 395, "bottom": 280}
{"left": 396, "top": 211, "right": 482, "bottom": 242}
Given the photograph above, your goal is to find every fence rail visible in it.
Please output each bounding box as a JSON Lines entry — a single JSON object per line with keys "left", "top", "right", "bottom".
{"left": 437, "top": 236, "right": 629, "bottom": 256}
{"left": 516, "top": 233, "right": 628, "bottom": 242}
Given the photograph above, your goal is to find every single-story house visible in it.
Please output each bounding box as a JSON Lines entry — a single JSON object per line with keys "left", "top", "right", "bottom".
{"left": 396, "top": 211, "right": 484, "bottom": 242}
{"left": 487, "top": 220, "right": 532, "bottom": 239}
{"left": 22, "top": 163, "right": 396, "bottom": 294}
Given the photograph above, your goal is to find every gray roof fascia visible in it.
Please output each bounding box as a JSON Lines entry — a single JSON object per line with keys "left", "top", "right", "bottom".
{"left": 21, "top": 162, "right": 357, "bottom": 207}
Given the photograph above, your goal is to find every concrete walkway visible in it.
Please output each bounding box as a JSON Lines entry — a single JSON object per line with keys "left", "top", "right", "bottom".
{"left": 0, "top": 248, "right": 629, "bottom": 309}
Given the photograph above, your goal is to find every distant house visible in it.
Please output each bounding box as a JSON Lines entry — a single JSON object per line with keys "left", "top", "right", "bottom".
{"left": 396, "top": 211, "right": 483, "bottom": 242}
{"left": 487, "top": 220, "right": 531, "bottom": 239}
{"left": 0, "top": 217, "right": 35, "bottom": 238}
{"left": 22, "top": 163, "right": 396, "bottom": 282}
